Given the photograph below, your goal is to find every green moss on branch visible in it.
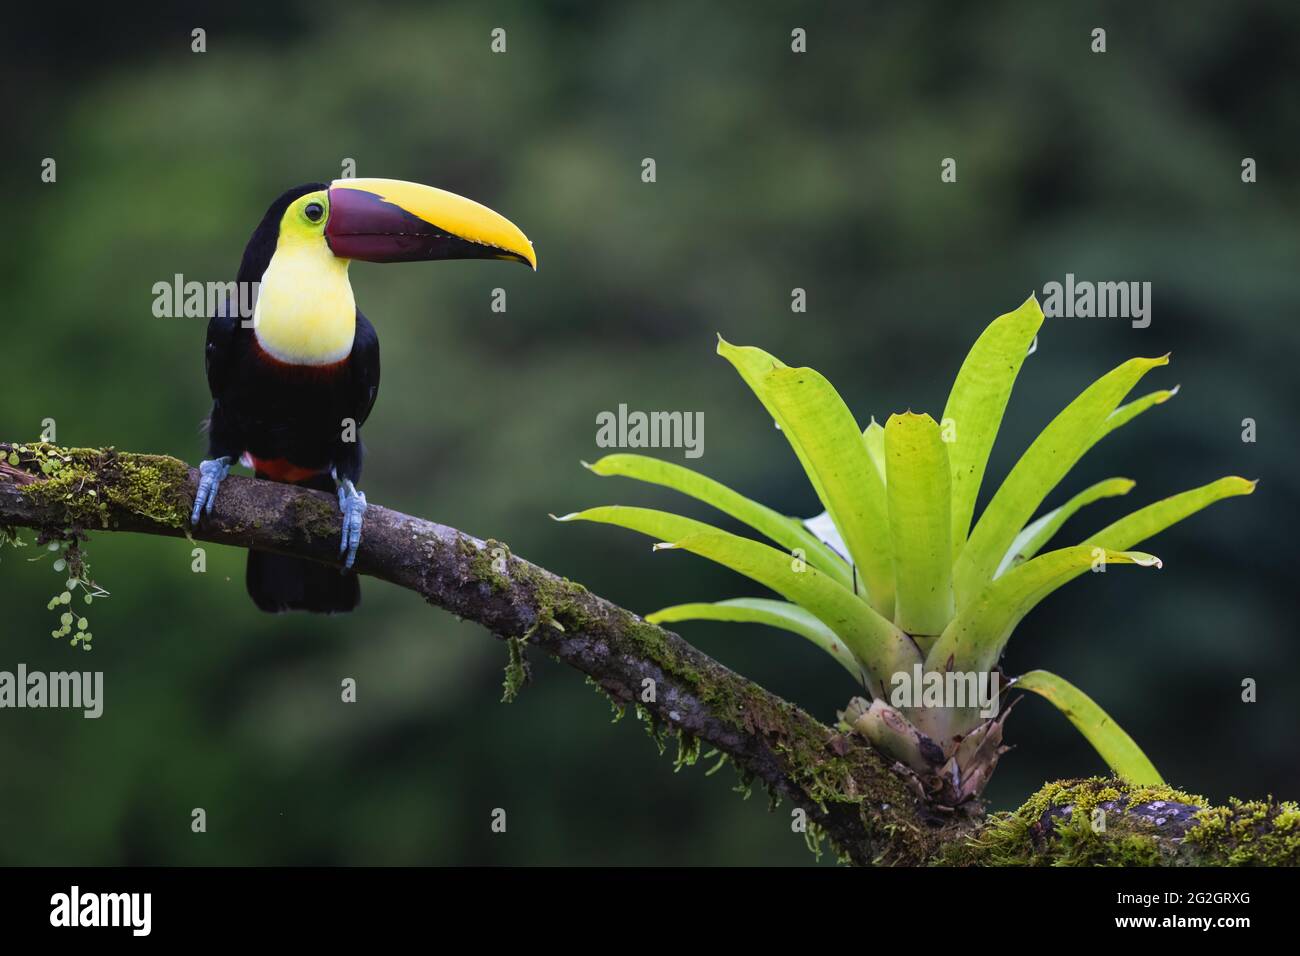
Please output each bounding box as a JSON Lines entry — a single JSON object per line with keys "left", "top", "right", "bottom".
{"left": 7, "top": 443, "right": 191, "bottom": 530}
{"left": 941, "top": 776, "right": 1300, "bottom": 866}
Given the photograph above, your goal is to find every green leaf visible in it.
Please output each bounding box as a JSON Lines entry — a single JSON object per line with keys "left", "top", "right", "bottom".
{"left": 1104, "top": 386, "right": 1179, "bottom": 435}
{"left": 942, "top": 295, "right": 1044, "bottom": 559}
{"left": 553, "top": 506, "right": 918, "bottom": 689}
{"left": 863, "top": 419, "right": 886, "bottom": 484}
{"left": 1014, "top": 669, "right": 1165, "bottom": 784}
{"left": 646, "top": 598, "right": 863, "bottom": 681}
{"left": 583, "top": 454, "right": 852, "bottom": 588}
{"left": 718, "top": 338, "right": 895, "bottom": 616}
{"left": 1081, "top": 476, "right": 1258, "bottom": 552}
{"left": 928, "top": 545, "right": 1162, "bottom": 676}
{"left": 553, "top": 505, "right": 721, "bottom": 552}
{"left": 995, "top": 477, "right": 1136, "bottom": 578}
{"left": 952, "top": 353, "right": 1170, "bottom": 609}
{"left": 656, "top": 531, "right": 921, "bottom": 693}
{"left": 884, "top": 412, "right": 953, "bottom": 636}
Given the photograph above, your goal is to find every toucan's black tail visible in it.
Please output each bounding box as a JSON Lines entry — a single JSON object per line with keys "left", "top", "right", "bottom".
{"left": 246, "top": 550, "right": 360, "bottom": 614}
{"left": 245, "top": 471, "right": 360, "bottom": 614}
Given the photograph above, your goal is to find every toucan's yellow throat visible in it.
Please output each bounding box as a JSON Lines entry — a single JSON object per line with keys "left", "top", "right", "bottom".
{"left": 253, "top": 190, "right": 356, "bottom": 366}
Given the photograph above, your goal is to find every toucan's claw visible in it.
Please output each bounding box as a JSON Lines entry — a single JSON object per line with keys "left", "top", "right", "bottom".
{"left": 337, "top": 479, "right": 367, "bottom": 570}
{"left": 191, "top": 456, "right": 233, "bottom": 525}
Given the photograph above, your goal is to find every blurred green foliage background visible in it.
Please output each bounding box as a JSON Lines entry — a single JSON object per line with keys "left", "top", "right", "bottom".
{"left": 1, "top": 1, "right": 1296, "bottom": 865}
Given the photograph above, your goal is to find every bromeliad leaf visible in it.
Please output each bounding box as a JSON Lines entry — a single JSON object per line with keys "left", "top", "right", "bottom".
{"left": 991, "top": 388, "right": 1179, "bottom": 578}
{"left": 1082, "top": 476, "right": 1257, "bottom": 552}
{"left": 952, "top": 353, "right": 1170, "bottom": 609}
{"left": 653, "top": 532, "right": 921, "bottom": 695}
{"left": 583, "top": 454, "right": 853, "bottom": 588}
{"left": 646, "top": 598, "right": 861, "bottom": 680}
{"left": 717, "top": 338, "right": 895, "bottom": 617}
{"left": 863, "top": 419, "right": 886, "bottom": 484}
{"left": 884, "top": 412, "right": 953, "bottom": 637}
{"left": 553, "top": 505, "right": 720, "bottom": 552}
{"left": 1103, "top": 386, "right": 1179, "bottom": 435}
{"left": 994, "top": 477, "right": 1136, "bottom": 578}
{"left": 928, "top": 545, "right": 1162, "bottom": 682}
{"left": 555, "top": 506, "right": 920, "bottom": 691}
{"left": 1014, "top": 669, "right": 1165, "bottom": 785}
{"left": 942, "top": 294, "right": 1043, "bottom": 560}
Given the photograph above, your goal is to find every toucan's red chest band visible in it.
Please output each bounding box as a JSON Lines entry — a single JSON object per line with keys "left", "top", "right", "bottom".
{"left": 250, "top": 338, "right": 352, "bottom": 379}
{"left": 243, "top": 454, "right": 326, "bottom": 483}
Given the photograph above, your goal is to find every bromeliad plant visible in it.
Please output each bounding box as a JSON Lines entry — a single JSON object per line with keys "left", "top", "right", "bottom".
{"left": 558, "top": 296, "right": 1255, "bottom": 807}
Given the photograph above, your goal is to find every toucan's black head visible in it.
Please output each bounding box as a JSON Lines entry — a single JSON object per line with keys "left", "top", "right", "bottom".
{"left": 237, "top": 183, "right": 327, "bottom": 284}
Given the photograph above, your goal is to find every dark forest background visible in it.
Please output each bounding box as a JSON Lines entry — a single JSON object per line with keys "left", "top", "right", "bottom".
{"left": 0, "top": 1, "right": 1296, "bottom": 864}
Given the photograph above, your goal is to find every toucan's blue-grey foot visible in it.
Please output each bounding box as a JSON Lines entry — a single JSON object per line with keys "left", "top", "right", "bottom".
{"left": 336, "top": 478, "right": 367, "bottom": 570}
{"left": 191, "top": 456, "right": 233, "bottom": 525}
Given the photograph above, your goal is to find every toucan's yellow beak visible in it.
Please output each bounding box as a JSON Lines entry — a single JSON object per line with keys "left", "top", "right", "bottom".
{"left": 326, "top": 178, "right": 536, "bottom": 270}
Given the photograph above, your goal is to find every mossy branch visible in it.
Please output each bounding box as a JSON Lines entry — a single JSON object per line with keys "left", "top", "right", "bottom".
{"left": 1, "top": 442, "right": 1295, "bottom": 866}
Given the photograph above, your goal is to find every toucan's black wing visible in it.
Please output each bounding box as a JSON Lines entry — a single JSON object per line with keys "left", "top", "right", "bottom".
{"left": 350, "top": 309, "right": 381, "bottom": 427}
{"left": 204, "top": 306, "right": 241, "bottom": 400}
{"left": 201, "top": 298, "right": 249, "bottom": 461}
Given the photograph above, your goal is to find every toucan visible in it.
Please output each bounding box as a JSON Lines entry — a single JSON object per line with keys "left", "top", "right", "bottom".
{"left": 193, "top": 178, "right": 536, "bottom": 613}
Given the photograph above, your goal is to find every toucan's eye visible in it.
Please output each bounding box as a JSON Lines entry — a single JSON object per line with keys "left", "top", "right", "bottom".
{"left": 304, "top": 202, "right": 325, "bottom": 223}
